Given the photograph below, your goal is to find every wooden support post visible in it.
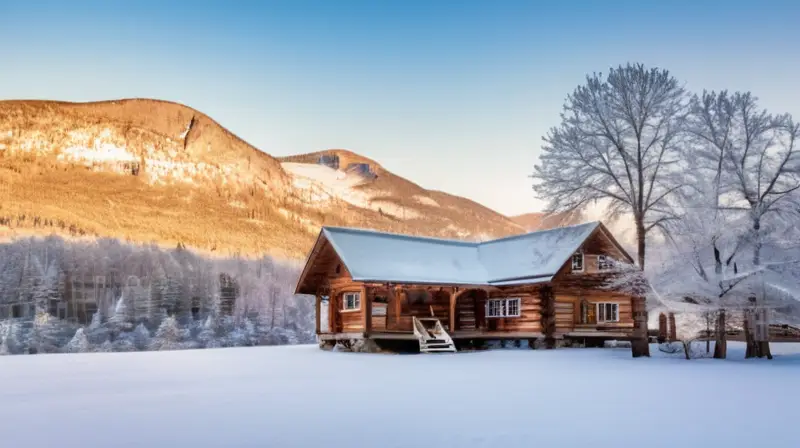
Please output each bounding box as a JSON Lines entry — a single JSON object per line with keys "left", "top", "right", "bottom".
{"left": 449, "top": 289, "right": 457, "bottom": 332}
{"left": 539, "top": 286, "right": 556, "bottom": 349}
{"left": 386, "top": 286, "right": 396, "bottom": 331}
{"left": 329, "top": 290, "right": 337, "bottom": 333}
{"left": 315, "top": 294, "right": 321, "bottom": 335}
{"left": 395, "top": 287, "right": 403, "bottom": 325}
{"left": 363, "top": 286, "right": 371, "bottom": 336}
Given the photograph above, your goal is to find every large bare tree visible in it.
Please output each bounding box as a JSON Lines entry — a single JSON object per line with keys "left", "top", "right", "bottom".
{"left": 533, "top": 63, "right": 687, "bottom": 268}
{"left": 687, "top": 90, "right": 800, "bottom": 359}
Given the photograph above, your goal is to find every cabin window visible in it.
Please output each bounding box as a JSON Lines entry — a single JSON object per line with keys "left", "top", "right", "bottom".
{"left": 486, "top": 298, "right": 521, "bottom": 318}
{"left": 571, "top": 252, "right": 584, "bottom": 272}
{"left": 342, "top": 292, "right": 361, "bottom": 311}
{"left": 597, "top": 255, "right": 614, "bottom": 271}
{"left": 596, "top": 303, "right": 619, "bottom": 323}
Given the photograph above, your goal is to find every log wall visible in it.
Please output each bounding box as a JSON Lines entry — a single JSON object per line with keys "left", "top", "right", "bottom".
{"left": 483, "top": 289, "right": 543, "bottom": 333}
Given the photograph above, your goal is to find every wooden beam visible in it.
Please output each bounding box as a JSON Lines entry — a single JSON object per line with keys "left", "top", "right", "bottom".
{"left": 315, "top": 294, "right": 321, "bottom": 335}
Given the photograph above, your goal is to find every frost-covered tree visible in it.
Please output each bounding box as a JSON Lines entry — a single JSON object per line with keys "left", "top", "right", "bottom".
{"left": 110, "top": 293, "right": 134, "bottom": 333}
{"left": 149, "top": 316, "right": 183, "bottom": 351}
{"left": 687, "top": 91, "right": 800, "bottom": 358}
{"left": 197, "top": 316, "right": 220, "bottom": 348}
{"left": 66, "top": 328, "right": 90, "bottom": 353}
{"left": 533, "top": 63, "right": 688, "bottom": 268}
{"left": 131, "top": 323, "right": 151, "bottom": 350}
{"left": 30, "top": 312, "right": 72, "bottom": 354}
{"left": 30, "top": 252, "right": 61, "bottom": 315}
{"left": 86, "top": 312, "right": 111, "bottom": 346}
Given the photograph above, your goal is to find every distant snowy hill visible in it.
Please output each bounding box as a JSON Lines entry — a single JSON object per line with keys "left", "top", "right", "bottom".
{"left": 0, "top": 100, "right": 522, "bottom": 258}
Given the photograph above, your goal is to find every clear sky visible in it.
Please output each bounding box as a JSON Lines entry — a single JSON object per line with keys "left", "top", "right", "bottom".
{"left": 1, "top": 0, "right": 799, "bottom": 216}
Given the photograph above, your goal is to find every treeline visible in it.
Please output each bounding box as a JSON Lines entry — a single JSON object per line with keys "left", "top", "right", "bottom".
{"left": 0, "top": 235, "right": 314, "bottom": 355}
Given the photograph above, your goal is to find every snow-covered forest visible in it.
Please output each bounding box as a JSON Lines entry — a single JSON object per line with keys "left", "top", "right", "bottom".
{"left": 534, "top": 63, "right": 800, "bottom": 359}
{"left": 0, "top": 236, "right": 314, "bottom": 355}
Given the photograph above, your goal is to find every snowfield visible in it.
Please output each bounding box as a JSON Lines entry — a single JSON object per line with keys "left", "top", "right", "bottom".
{"left": 1, "top": 343, "right": 798, "bottom": 448}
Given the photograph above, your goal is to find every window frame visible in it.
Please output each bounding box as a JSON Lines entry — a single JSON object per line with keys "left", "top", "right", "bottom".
{"left": 597, "top": 254, "right": 614, "bottom": 271}
{"left": 341, "top": 291, "right": 361, "bottom": 312}
{"left": 486, "top": 297, "right": 521, "bottom": 318}
{"left": 596, "top": 302, "right": 619, "bottom": 323}
{"left": 571, "top": 251, "right": 584, "bottom": 272}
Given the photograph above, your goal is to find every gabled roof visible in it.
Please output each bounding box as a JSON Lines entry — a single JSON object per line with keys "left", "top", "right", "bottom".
{"left": 296, "top": 221, "right": 632, "bottom": 294}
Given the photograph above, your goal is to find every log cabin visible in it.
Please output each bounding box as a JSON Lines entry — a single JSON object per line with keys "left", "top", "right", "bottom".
{"left": 294, "top": 221, "right": 647, "bottom": 352}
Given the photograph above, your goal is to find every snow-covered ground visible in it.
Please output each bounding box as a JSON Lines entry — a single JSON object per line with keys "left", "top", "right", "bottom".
{"left": 1, "top": 343, "right": 798, "bottom": 448}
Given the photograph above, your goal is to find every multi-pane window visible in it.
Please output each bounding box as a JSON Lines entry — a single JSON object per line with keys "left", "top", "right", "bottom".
{"left": 596, "top": 302, "right": 619, "bottom": 322}
{"left": 597, "top": 255, "right": 614, "bottom": 271}
{"left": 571, "top": 252, "right": 584, "bottom": 272}
{"left": 342, "top": 292, "right": 361, "bottom": 311}
{"left": 486, "top": 298, "right": 521, "bottom": 318}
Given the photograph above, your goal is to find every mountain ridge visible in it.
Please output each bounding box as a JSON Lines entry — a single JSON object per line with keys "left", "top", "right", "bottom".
{"left": 0, "top": 99, "right": 524, "bottom": 258}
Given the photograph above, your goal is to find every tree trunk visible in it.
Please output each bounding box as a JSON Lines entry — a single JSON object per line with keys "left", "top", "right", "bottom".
{"left": 631, "top": 296, "right": 650, "bottom": 357}
{"left": 749, "top": 218, "right": 772, "bottom": 359}
{"left": 635, "top": 216, "right": 646, "bottom": 269}
{"left": 713, "top": 310, "right": 727, "bottom": 359}
{"left": 744, "top": 310, "right": 756, "bottom": 358}
{"left": 657, "top": 313, "right": 667, "bottom": 343}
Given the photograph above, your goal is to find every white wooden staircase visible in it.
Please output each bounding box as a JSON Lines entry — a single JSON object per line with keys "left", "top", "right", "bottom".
{"left": 413, "top": 316, "right": 457, "bottom": 353}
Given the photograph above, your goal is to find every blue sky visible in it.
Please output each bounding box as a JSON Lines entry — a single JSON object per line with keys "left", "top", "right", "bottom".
{"left": 1, "top": 0, "right": 799, "bottom": 216}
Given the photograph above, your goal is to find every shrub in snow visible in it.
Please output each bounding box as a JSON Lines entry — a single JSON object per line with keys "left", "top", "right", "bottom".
{"left": 131, "top": 323, "right": 151, "bottom": 350}
{"left": 111, "top": 333, "right": 138, "bottom": 352}
{"left": 197, "top": 316, "right": 221, "bottom": 348}
{"left": 0, "top": 321, "right": 20, "bottom": 355}
{"left": 96, "top": 340, "right": 114, "bottom": 353}
{"left": 149, "top": 316, "right": 183, "bottom": 351}
{"left": 30, "top": 312, "right": 73, "bottom": 354}
{"left": 86, "top": 313, "right": 111, "bottom": 345}
{"left": 66, "top": 328, "right": 90, "bottom": 353}
{"left": 225, "top": 318, "right": 256, "bottom": 347}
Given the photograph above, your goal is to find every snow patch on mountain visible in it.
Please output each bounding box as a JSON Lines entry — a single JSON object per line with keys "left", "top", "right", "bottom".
{"left": 282, "top": 162, "right": 421, "bottom": 220}
{"left": 413, "top": 195, "right": 439, "bottom": 207}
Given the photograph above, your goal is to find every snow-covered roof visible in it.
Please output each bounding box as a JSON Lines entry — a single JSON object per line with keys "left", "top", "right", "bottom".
{"left": 312, "top": 221, "right": 606, "bottom": 287}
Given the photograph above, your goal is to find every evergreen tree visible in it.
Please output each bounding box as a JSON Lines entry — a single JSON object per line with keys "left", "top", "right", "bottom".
{"left": 86, "top": 312, "right": 110, "bottom": 345}
{"left": 110, "top": 294, "right": 134, "bottom": 333}
{"left": 131, "top": 323, "right": 151, "bottom": 350}
{"left": 149, "top": 316, "right": 182, "bottom": 351}
{"left": 96, "top": 340, "right": 113, "bottom": 352}
{"left": 66, "top": 327, "right": 90, "bottom": 353}
{"left": 197, "top": 316, "right": 220, "bottom": 348}
{"left": 30, "top": 312, "right": 70, "bottom": 354}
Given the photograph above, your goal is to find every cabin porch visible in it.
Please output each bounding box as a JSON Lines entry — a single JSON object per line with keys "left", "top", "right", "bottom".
{"left": 315, "top": 283, "right": 639, "bottom": 348}
{"left": 316, "top": 284, "right": 554, "bottom": 343}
